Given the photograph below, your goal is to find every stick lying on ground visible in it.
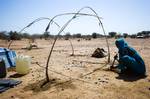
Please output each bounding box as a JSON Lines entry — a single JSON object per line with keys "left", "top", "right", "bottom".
{"left": 34, "top": 62, "right": 100, "bottom": 87}
{"left": 80, "top": 63, "right": 108, "bottom": 78}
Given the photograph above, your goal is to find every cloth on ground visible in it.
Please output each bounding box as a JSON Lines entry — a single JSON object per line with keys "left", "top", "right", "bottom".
{"left": 0, "top": 79, "right": 22, "bottom": 93}
{"left": 92, "top": 48, "right": 107, "bottom": 58}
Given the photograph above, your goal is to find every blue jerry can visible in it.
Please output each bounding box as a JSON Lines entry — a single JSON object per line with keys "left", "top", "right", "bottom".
{"left": 0, "top": 47, "right": 16, "bottom": 68}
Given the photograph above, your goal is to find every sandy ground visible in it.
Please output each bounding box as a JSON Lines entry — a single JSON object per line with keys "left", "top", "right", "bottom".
{"left": 0, "top": 38, "right": 150, "bottom": 99}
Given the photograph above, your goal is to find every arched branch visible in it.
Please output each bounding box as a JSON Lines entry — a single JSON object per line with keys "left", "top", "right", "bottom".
{"left": 44, "top": 6, "right": 110, "bottom": 83}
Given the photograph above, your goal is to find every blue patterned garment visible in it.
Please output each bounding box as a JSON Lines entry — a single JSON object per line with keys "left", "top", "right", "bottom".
{"left": 115, "top": 38, "right": 146, "bottom": 75}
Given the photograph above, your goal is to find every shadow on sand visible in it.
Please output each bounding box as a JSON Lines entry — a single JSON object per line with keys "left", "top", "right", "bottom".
{"left": 116, "top": 70, "right": 147, "bottom": 82}
{"left": 23, "top": 78, "right": 76, "bottom": 92}
{"left": 9, "top": 73, "right": 25, "bottom": 78}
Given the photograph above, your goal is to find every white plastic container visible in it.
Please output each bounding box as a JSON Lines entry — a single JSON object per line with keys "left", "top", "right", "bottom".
{"left": 16, "top": 55, "right": 31, "bottom": 74}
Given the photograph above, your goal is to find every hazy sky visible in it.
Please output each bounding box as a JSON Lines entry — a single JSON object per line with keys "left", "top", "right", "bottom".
{"left": 0, "top": 0, "right": 150, "bottom": 35}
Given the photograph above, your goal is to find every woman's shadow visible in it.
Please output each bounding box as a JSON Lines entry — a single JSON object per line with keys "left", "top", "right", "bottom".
{"left": 115, "top": 70, "right": 147, "bottom": 82}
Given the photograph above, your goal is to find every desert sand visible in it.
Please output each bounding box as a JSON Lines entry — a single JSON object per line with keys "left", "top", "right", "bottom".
{"left": 0, "top": 38, "right": 150, "bottom": 99}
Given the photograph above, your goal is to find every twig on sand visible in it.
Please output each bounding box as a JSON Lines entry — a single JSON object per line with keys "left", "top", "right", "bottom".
{"left": 35, "top": 62, "right": 99, "bottom": 87}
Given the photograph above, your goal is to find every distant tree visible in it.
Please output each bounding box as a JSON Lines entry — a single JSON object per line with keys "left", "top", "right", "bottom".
{"left": 64, "top": 32, "right": 71, "bottom": 40}
{"left": 82, "top": 34, "right": 91, "bottom": 40}
{"left": 92, "top": 32, "right": 97, "bottom": 39}
{"left": 9, "top": 31, "right": 22, "bottom": 40}
{"left": 73, "top": 33, "right": 82, "bottom": 38}
{"left": 130, "top": 34, "right": 137, "bottom": 38}
{"left": 43, "top": 31, "right": 50, "bottom": 40}
{"left": 137, "top": 31, "right": 150, "bottom": 38}
{"left": 109, "top": 32, "right": 117, "bottom": 37}
{"left": 97, "top": 34, "right": 104, "bottom": 38}
{"left": 22, "top": 33, "right": 30, "bottom": 39}
{"left": 123, "top": 33, "right": 128, "bottom": 38}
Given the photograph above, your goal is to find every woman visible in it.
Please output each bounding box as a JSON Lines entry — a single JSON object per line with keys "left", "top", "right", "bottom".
{"left": 113, "top": 38, "right": 146, "bottom": 75}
